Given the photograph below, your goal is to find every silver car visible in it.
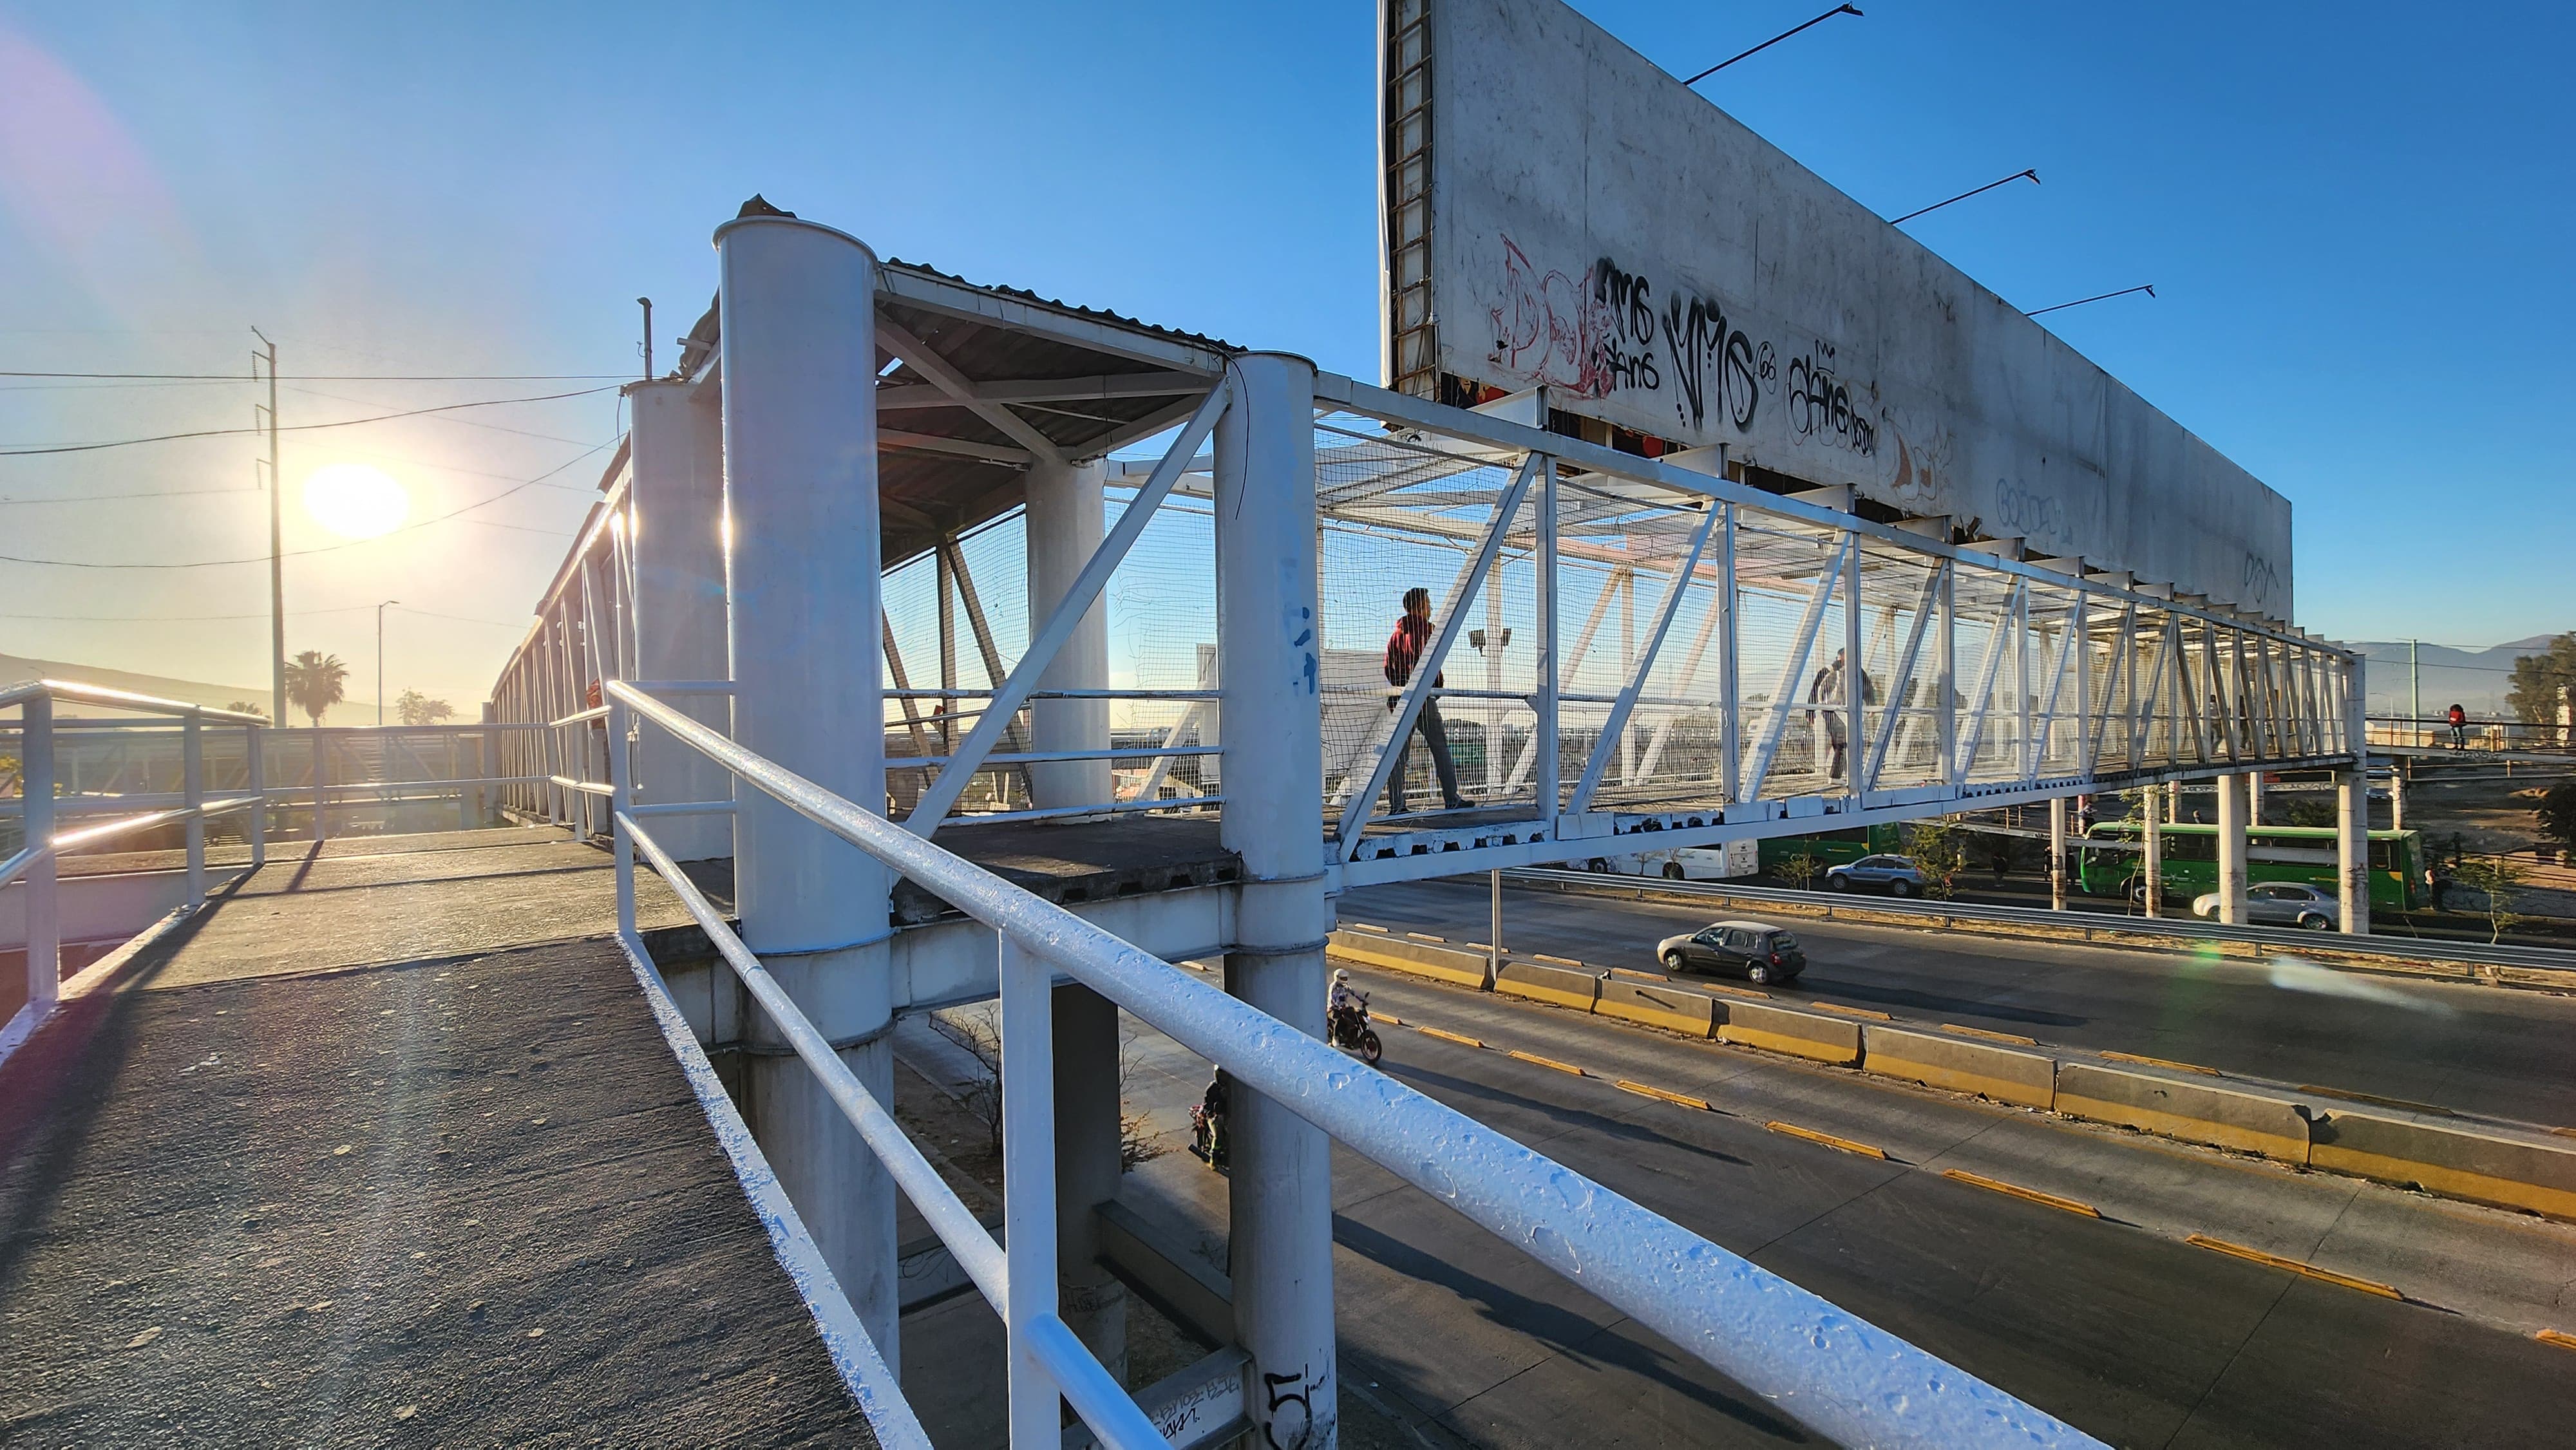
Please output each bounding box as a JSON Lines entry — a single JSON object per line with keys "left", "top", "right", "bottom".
{"left": 1824, "top": 854, "right": 1927, "bottom": 897}
{"left": 2191, "top": 881, "right": 2339, "bottom": 930}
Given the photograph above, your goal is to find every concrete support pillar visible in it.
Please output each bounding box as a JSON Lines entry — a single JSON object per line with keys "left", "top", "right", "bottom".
{"left": 2336, "top": 766, "right": 2372, "bottom": 936}
{"left": 1023, "top": 457, "right": 1113, "bottom": 813}
{"left": 629, "top": 377, "right": 736, "bottom": 862}
{"left": 2143, "top": 788, "right": 2164, "bottom": 918}
{"left": 2248, "top": 770, "right": 2266, "bottom": 826}
{"left": 715, "top": 213, "right": 899, "bottom": 1359}
{"left": 2390, "top": 764, "right": 2407, "bottom": 833}
{"left": 1053, "top": 982, "right": 1128, "bottom": 1380}
{"left": 2216, "top": 773, "right": 2251, "bottom": 925}
{"left": 1214, "top": 352, "right": 1338, "bottom": 1450}
{"left": 2048, "top": 796, "right": 2068, "bottom": 911}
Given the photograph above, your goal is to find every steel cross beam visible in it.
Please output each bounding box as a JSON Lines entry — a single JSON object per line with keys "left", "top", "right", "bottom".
{"left": 1859, "top": 564, "right": 1944, "bottom": 793}
{"left": 1951, "top": 587, "right": 2013, "bottom": 782}
{"left": 880, "top": 612, "right": 939, "bottom": 764}
{"left": 1739, "top": 535, "right": 1851, "bottom": 802}
{"left": 2088, "top": 604, "right": 2136, "bottom": 772}
{"left": 1338, "top": 452, "right": 1542, "bottom": 854}
{"left": 905, "top": 382, "right": 1231, "bottom": 833}
{"left": 875, "top": 317, "right": 1068, "bottom": 468}
{"left": 1502, "top": 562, "right": 1629, "bottom": 792}
{"left": 2024, "top": 599, "right": 2080, "bottom": 783}
{"left": 1567, "top": 500, "right": 1724, "bottom": 813}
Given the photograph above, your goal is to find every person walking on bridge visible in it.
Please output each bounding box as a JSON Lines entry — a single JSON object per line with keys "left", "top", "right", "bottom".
{"left": 1383, "top": 585, "right": 1468, "bottom": 814}
{"left": 1808, "top": 648, "right": 1877, "bottom": 782}
{"left": 2447, "top": 702, "right": 2467, "bottom": 751}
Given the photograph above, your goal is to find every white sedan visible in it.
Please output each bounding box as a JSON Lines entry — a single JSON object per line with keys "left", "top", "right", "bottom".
{"left": 2191, "top": 881, "right": 2340, "bottom": 930}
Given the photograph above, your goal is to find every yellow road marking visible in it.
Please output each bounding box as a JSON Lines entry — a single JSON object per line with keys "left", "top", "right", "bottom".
{"left": 1345, "top": 922, "right": 1389, "bottom": 934}
{"left": 1531, "top": 953, "right": 1587, "bottom": 967}
{"left": 1414, "top": 1025, "right": 1487, "bottom": 1050}
{"left": 1941, "top": 1168, "right": 2102, "bottom": 1218}
{"left": 1616, "top": 1080, "right": 1711, "bottom": 1111}
{"left": 1375, "top": 1013, "right": 1405, "bottom": 1027}
{"left": 1765, "top": 1121, "right": 1888, "bottom": 1160}
{"left": 1405, "top": 932, "right": 1447, "bottom": 943}
{"left": 1808, "top": 1002, "right": 1893, "bottom": 1021}
{"left": 1941, "top": 1023, "right": 2040, "bottom": 1046}
{"left": 2100, "top": 1050, "right": 2219, "bottom": 1075}
{"left": 1506, "top": 1048, "right": 1588, "bottom": 1077}
{"left": 1698, "top": 982, "right": 1772, "bottom": 1000}
{"left": 2536, "top": 1328, "right": 2576, "bottom": 1352}
{"left": 2184, "top": 1234, "right": 2401, "bottom": 1299}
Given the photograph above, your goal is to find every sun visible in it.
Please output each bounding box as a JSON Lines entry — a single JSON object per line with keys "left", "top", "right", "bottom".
{"left": 301, "top": 462, "right": 410, "bottom": 540}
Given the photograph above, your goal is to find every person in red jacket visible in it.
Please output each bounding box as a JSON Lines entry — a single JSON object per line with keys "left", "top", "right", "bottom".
{"left": 2447, "top": 702, "right": 2467, "bottom": 751}
{"left": 1383, "top": 587, "right": 1468, "bottom": 814}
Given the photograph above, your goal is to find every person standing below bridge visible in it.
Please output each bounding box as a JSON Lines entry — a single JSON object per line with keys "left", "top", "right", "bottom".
{"left": 1384, "top": 585, "right": 1468, "bottom": 814}
{"left": 2448, "top": 702, "right": 2467, "bottom": 750}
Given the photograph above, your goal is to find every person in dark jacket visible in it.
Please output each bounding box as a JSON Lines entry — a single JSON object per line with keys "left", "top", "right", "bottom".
{"left": 1383, "top": 587, "right": 1468, "bottom": 814}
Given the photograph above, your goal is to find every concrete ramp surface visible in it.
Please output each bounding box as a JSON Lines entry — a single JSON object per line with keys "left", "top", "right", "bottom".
{"left": 0, "top": 849, "right": 869, "bottom": 1446}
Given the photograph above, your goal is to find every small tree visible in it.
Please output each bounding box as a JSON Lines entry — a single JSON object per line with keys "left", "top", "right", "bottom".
{"left": 395, "top": 690, "right": 457, "bottom": 727}
{"left": 282, "top": 651, "right": 348, "bottom": 728}
{"left": 2536, "top": 782, "right": 2576, "bottom": 858}
{"left": 2452, "top": 855, "right": 2526, "bottom": 945}
{"left": 1903, "top": 819, "right": 1969, "bottom": 899}
{"left": 1776, "top": 850, "right": 1824, "bottom": 892}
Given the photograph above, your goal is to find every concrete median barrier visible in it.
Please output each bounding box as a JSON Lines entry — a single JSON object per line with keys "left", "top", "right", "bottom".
{"left": 2053, "top": 1060, "right": 2311, "bottom": 1163}
{"left": 1595, "top": 977, "right": 1721, "bottom": 1037}
{"left": 1328, "top": 928, "right": 1491, "bottom": 988}
{"left": 2309, "top": 1109, "right": 2576, "bottom": 1220}
{"left": 1862, "top": 1024, "right": 2056, "bottom": 1109}
{"left": 1494, "top": 961, "right": 1602, "bottom": 1012}
{"left": 1719, "top": 1000, "right": 1862, "bottom": 1066}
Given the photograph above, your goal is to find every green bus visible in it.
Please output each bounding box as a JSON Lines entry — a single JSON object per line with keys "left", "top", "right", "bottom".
{"left": 1756, "top": 825, "right": 1906, "bottom": 872}
{"left": 2074, "top": 821, "right": 2426, "bottom": 911}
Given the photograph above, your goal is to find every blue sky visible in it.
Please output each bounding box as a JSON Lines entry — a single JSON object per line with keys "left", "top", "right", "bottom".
{"left": 0, "top": 1, "right": 2566, "bottom": 710}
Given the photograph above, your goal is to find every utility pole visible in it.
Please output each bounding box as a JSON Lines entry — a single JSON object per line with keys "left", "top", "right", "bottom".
{"left": 638, "top": 297, "right": 654, "bottom": 379}
{"left": 377, "top": 599, "right": 400, "bottom": 725}
{"left": 254, "top": 330, "right": 284, "bottom": 726}
{"left": 2409, "top": 638, "right": 2420, "bottom": 741}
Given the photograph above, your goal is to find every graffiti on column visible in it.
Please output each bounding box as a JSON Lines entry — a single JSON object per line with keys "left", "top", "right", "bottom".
{"left": 1260, "top": 1364, "right": 1332, "bottom": 1450}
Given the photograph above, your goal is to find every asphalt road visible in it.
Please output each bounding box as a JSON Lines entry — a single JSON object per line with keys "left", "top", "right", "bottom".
{"left": 1343, "top": 877, "right": 2576, "bottom": 1127}
{"left": 1117, "top": 964, "right": 2576, "bottom": 1449}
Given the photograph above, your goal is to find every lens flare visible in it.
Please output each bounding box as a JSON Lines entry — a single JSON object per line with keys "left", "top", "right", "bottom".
{"left": 301, "top": 462, "right": 410, "bottom": 540}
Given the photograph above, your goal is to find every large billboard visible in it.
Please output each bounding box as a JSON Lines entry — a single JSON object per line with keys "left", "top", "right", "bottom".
{"left": 1381, "top": 0, "right": 2293, "bottom": 616}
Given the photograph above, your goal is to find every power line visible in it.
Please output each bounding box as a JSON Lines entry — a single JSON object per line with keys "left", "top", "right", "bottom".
{"left": 0, "top": 437, "right": 617, "bottom": 569}
{"left": 281, "top": 381, "right": 598, "bottom": 449}
{"left": 0, "top": 485, "right": 260, "bottom": 508}
{"left": 1682, "top": 4, "right": 1862, "bottom": 86}
{"left": 0, "top": 384, "right": 618, "bottom": 457}
{"left": 0, "top": 370, "right": 629, "bottom": 381}
{"left": 0, "top": 601, "right": 527, "bottom": 626}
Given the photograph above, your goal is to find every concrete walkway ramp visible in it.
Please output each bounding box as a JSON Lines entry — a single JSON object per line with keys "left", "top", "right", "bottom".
{"left": 0, "top": 833, "right": 868, "bottom": 1446}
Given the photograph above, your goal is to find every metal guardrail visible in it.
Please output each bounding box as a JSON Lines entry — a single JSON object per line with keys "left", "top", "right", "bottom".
{"left": 601, "top": 679, "right": 2099, "bottom": 1449}
{"left": 3, "top": 681, "right": 273, "bottom": 1051}
{"left": 1505, "top": 866, "right": 2576, "bottom": 975}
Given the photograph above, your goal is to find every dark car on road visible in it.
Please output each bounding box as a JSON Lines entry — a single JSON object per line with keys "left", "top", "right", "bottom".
{"left": 1654, "top": 919, "right": 1806, "bottom": 985}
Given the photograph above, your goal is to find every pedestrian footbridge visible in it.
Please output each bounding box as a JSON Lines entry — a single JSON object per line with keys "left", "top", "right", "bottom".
{"left": 2, "top": 209, "right": 2378, "bottom": 1449}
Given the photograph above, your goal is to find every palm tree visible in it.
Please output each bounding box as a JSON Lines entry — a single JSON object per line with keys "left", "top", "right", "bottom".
{"left": 283, "top": 651, "right": 348, "bottom": 728}
{"left": 223, "top": 701, "right": 269, "bottom": 720}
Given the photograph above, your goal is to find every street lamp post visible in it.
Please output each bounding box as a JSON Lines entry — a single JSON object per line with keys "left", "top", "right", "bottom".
{"left": 377, "top": 600, "right": 400, "bottom": 726}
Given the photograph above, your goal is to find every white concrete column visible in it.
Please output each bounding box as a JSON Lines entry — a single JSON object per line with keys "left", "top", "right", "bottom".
{"left": 628, "top": 378, "right": 735, "bottom": 862}
{"left": 2336, "top": 766, "right": 2372, "bottom": 935}
{"left": 2248, "top": 769, "right": 2266, "bottom": 826}
{"left": 714, "top": 213, "right": 900, "bottom": 1359}
{"left": 2390, "top": 764, "right": 2407, "bottom": 833}
{"left": 1214, "top": 352, "right": 1338, "bottom": 1450}
{"left": 1024, "top": 456, "right": 1113, "bottom": 813}
{"left": 2215, "top": 773, "right": 2250, "bottom": 925}
{"left": 2048, "top": 796, "right": 2068, "bottom": 911}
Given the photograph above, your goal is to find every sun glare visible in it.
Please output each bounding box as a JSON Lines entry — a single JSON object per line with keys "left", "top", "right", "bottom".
{"left": 301, "top": 462, "right": 411, "bottom": 540}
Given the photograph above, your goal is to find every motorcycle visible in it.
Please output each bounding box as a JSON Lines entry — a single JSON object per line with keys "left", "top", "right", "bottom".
{"left": 1328, "top": 993, "right": 1383, "bottom": 1064}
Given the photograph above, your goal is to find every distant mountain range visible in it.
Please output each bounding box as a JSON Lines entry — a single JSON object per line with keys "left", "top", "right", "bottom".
{"left": 2347, "top": 635, "right": 2566, "bottom": 720}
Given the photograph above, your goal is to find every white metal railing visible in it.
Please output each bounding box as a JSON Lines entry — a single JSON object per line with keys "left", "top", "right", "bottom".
{"left": 601, "top": 677, "right": 2101, "bottom": 1449}
{"left": 1, "top": 681, "right": 270, "bottom": 1048}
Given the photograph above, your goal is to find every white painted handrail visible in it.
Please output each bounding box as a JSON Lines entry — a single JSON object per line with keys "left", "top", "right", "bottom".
{"left": 607, "top": 678, "right": 2103, "bottom": 1449}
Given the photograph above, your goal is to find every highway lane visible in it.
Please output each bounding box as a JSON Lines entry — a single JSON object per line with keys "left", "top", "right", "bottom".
{"left": 1343, "top": 877, "right": 2576, "bottom": 1127}
{"left": 1115, "top": 963, "right": 2576, "bottom": 1449}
